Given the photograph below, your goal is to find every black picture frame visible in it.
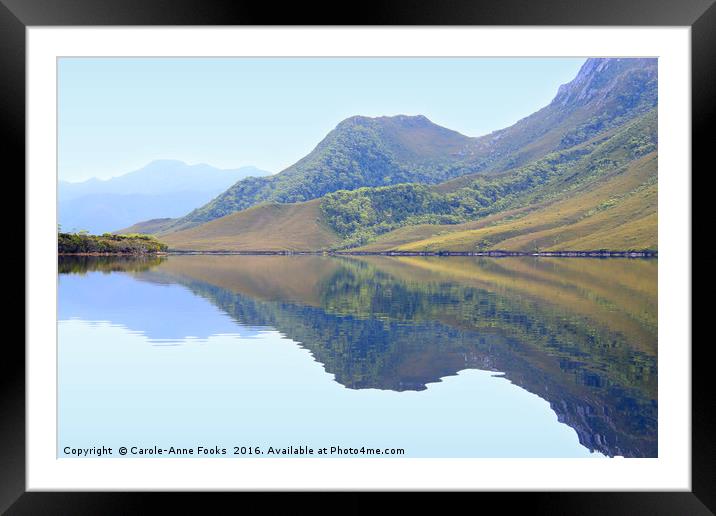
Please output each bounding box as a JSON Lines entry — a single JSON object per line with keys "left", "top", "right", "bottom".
{"left": 3, "top": 0, "right": 709, "bottom": 513}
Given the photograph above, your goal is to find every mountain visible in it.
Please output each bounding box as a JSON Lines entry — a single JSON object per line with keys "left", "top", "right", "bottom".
{"left": 157, "top": 115, "right": 475, "bottom": 232}
{"left": 59, "top": 160, "right": 270, "bottom": 234}
{"left": 456, "top": 58, "right": 657, "bottom": 174}
{"left": 59, "top": 160, "right": 270, "bottom": 200}
{"left": 132, "top": 57, "right": 658, "bottom": 252}
{"left": 334, "top": 108, "right": 657, "bottom": 251}
{"left": 158, "top": 109, "right": 657, "bottom": 253}
{"left": 149, "top": 57, "right": 656, "bottom": 234}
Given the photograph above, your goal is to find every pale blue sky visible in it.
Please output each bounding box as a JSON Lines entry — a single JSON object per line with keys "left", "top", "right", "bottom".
{"left": 58, "top": 57, "right": 586, "bottom": 182}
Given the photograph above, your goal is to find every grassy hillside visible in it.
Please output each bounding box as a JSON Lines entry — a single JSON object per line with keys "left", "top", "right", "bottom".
{"left": 118, "top": 217, "right": 175, "bottom": 235}
{"left": 339, "top": 109, "right": 657, "bottom": 251}
{"left": 356, "top": 151, "right": 656, "bottom": 252}
{"left": 161, "top": 199, "right": 341, "bottom": 251}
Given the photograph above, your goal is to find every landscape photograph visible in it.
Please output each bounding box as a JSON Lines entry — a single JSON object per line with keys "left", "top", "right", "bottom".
{"left": 58, "top": 56, "right": 657, "bottom": 458}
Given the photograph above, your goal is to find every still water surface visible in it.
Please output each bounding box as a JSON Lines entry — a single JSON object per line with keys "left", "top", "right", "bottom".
{"left": 58, "top": 255, "right": 657, "bottom": 458}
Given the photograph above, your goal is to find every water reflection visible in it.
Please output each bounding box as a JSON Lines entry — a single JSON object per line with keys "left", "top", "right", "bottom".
{"left": 58, "top": 255, "right": 657, "bottom": 457}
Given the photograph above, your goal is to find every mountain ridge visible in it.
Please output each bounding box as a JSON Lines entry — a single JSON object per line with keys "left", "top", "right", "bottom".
{"left": 121, "top": 58, "right": 658, "bottom": 252}
{"left": 60, "top": 160, "right": 270, "bottom": 234}
{"left": 60, "top": 160, "right": 269, "bottom": 200}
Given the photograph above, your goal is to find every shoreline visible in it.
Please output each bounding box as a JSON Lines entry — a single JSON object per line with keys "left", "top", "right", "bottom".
{"left": 59, "top": 250, "right": 657, "bottom": 258}
{"left": 58, "top": 252, "right": 169, "bottom": 257}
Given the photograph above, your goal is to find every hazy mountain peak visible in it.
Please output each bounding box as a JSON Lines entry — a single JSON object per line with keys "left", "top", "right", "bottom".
{"left": 143, "top": 158, "right": 187, "bottom": 168}
{"left": 59, "top": 160, "right": 271, "bottom": 234}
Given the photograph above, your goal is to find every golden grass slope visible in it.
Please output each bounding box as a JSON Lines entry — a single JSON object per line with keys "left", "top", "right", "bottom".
{"left": 358, "top": 151, "right": 657, "bottom": 252}
{"left": 117, "top": 217, "right": 175, "bottom": 235}
{"left": 161, "top": 199, "right": 341, "bottom": 251}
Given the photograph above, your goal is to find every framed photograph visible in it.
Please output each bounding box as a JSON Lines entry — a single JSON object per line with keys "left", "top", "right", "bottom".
{"left": 5, "top": 0, "right": 710, "bottom": 512}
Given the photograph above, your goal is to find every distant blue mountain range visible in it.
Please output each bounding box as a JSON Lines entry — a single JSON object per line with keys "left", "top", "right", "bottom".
{"left": 59, "top": 160, "right": 271, "bottom": 234}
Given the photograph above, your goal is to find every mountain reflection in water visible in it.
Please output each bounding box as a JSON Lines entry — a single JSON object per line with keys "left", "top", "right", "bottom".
{"left": 59, "top": 255, "right": 657, "bottom": 458}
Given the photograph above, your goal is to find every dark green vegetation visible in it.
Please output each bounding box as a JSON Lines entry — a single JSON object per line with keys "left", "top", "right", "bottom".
{"left": 66, "top": 254, "right": 657, "bottom": 456}
{"left": 58, "top": 232, "right": 168, "bottom": 255}
{"left": 127, "top": 58, "right": 658, "bottom": 252}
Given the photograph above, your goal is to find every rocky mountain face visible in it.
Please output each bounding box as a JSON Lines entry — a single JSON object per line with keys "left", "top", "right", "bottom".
{"left": 459, "top": 57, "right": 658, "bottom": 173}
{"left": 552, "top": 58, "right": 657, "bottom": 108}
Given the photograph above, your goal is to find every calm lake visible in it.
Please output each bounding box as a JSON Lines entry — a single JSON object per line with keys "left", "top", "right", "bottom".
{"left": 58, "top": 255, "right": 657, "bottom": 458}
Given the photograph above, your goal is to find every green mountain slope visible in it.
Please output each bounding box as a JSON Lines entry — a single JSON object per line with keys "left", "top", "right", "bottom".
{"left": 329, "top": 109, "right": 657, "bottom": 250}
{"left": 358, "top": 152, "right": 656, "bottom": 252}
{"left": 161, "top": 115, "right": 474, "bottom": 232}
{"left": 147, "top": 58, "right": 656, "bottom": 234}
